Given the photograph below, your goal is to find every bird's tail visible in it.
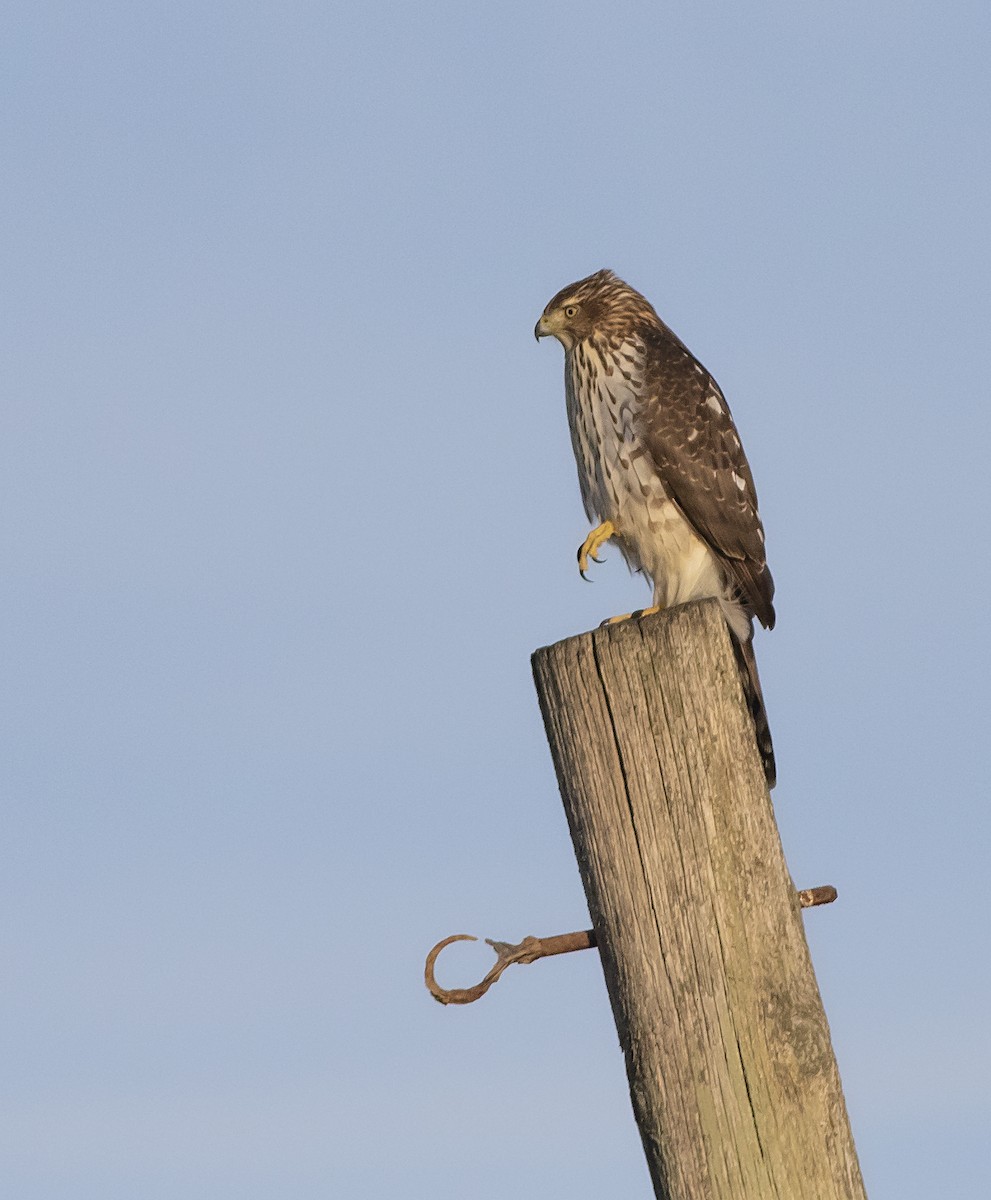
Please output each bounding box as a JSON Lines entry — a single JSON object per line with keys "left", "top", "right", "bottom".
{"left": 731, "top": 631, "right": 776, "bottom": 790}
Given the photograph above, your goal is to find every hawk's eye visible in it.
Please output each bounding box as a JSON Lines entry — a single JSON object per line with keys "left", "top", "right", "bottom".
{"left": 564, "top": 305, "right": 578, "bottom": 318}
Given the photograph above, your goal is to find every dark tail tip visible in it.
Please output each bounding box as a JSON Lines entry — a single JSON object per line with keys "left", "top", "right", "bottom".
{"left": 731, "top": 631, "right": 776, "bottom": 790}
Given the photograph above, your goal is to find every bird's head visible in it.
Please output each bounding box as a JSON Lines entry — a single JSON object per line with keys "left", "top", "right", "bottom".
{"left": 534, "top": 268, "right": 635, "bottom": 350}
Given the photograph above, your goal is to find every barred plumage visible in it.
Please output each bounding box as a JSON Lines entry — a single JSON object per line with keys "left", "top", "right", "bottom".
{"left": 536, "top": 269, "right": 776, "bottom": 787}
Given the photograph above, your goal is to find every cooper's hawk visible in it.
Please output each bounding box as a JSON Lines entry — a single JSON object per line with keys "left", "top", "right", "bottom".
{"left": 535, "top": 269, "right": 776, "bottom": 787}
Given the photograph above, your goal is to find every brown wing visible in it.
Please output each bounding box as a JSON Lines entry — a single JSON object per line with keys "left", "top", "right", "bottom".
{"left": 638, "top": 325, "right": 775, "bottom": 630}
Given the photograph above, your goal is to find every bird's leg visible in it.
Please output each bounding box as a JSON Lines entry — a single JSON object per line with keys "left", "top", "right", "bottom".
{"left": 577, "top": 520, "right": 616, "bottom": 580}
{"left": 601, "top": 605, "right": 664, "bottom": 626}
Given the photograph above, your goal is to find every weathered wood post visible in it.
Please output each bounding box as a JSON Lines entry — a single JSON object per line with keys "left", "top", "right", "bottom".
{"left": 531, "top": 599, "right": 867, "bottom": 1200}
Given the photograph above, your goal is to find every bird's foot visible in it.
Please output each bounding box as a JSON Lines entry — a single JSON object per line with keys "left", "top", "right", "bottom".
{"left": 600, "top": 605, "right": 664, "bottom": 627}
{"left": 577, "top": 521, "right": 616, "bottom": 579}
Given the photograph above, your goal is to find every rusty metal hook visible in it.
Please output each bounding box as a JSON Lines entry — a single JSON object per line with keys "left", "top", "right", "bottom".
{"left": 424, "top": 930, "right": 597, "bottom": 1005}
{"left": 424, "top": 886, "right": 836, "bottom": 1006}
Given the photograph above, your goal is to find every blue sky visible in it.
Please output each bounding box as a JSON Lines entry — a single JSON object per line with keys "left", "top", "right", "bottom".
{"left": 2, "top": 3, "right": 989, "bottom": 1197}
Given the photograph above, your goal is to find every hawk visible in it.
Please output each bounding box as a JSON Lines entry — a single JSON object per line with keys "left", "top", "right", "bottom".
{"left": 535, "top": 269, "right": 776, "bottom": 787}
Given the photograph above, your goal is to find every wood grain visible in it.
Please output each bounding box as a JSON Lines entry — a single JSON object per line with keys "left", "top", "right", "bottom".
{"left": 532, "top": 600, "right": 866, "bottom": 1200}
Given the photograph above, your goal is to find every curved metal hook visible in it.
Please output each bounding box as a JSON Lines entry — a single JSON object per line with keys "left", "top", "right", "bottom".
{"left": 424, "top": 930, "right": 596, "bottom": 1005}
{"left": 423, "top": 888, "right": 836, "bottom": 1007}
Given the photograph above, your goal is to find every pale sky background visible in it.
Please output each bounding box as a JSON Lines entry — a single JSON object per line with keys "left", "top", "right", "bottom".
{"left": 3, "top": 3, "right": 990, "bottom": 1198}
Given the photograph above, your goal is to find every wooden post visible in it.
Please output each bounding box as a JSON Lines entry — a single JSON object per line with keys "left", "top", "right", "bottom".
{"left": 531, "top": 600, "right": 867, "bottom": 1200}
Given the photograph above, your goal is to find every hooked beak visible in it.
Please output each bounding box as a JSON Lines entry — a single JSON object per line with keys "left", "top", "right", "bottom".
{"left": 534, "top": 315, "right": 548, "bottom": 342}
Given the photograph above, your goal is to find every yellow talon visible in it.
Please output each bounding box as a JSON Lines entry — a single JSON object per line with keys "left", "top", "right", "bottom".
{"left": 577, "top": 520, "right": 617, "bottom": 579}
{"left": 601, "top": 605, "right": 664, "bottom": 627}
